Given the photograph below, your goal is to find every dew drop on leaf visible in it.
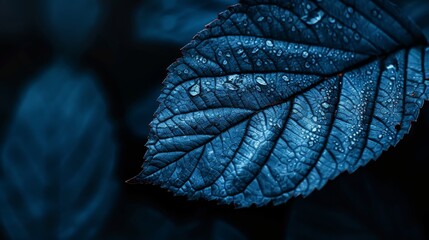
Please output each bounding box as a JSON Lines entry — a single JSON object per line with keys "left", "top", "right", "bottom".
{"left": 189, "top": 82, "right": 201, "bottom": 96}
{"left": 256, "top": 76, "right": 268, "bottom": 86}
{"left": 321, "top": 102, "right": 330, "bottom": 109}
{"left": 302, "top": 51, "right": 309, "bottom": 58}
{"left": 301, "top": 9, "right": 325, "bottom": 25}
{"left": 224, "top": 82, "right": 239, "bottom": 91}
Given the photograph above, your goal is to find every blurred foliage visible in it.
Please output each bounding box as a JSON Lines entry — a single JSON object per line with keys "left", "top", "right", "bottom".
{"left": 134, "top": 0, "right": 236, "bottom": 45}
{"left": 0, "top": 61, "right": 118, "bottom": 239}
{"left": 41, "top": 0, "right": 104, "bottom": 56}
{"left": 0, "top": 0, "right": 428, "bottom": 239}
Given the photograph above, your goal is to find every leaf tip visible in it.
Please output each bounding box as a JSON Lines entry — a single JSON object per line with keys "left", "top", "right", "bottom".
{"left": 125, "top": 175, "right": 143, "bottom": 185}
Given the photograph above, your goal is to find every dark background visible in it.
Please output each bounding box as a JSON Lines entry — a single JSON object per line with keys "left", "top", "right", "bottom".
{"left": 0, "top": 0, "right": 428, "bottom": 239}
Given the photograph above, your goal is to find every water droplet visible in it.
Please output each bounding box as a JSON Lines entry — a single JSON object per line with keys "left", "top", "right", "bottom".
{"left": 256, "top": 59, "right": 263, "bottom": 66}
{"left": 256, "top": 85, "right": 262, "bottom": 92}
{"left": 301, "top": 9, "right": 325, "bottom": 25}
{"left": 189, "top": 82, "right": 201, "bottom": 96}
{"left": 224, "top": 82, "right": 239, "bottom": 91}
{"left": 266, "top": 40, "right": 274, "bottom": 47}
{"left": 237, "top": 48, "right": 244, "bottom": 54}
{"left": 302, "top": 51, "right": 309, "bottom": 58}
{"left": 371, "top": 9, "right": 379, "bottom": 17}
{"left": 386, "top": 64, "right": 396, "bottom": 70}
{"left": 354, "top": 33, "right": 361, "bottom": 41}
{"left": 378, "top": 134, "right": 383, "bottom": 139}
{"left": 222, "top": 60, "right": 228, "bottom": 65}
{"left": 252, "top": 48, "right": 260, "bottom": 54}
{"left": 347, "top": 7, "right": 354, "bottom": 14}
{"left": 282, "top": 75, "right": 289, "bottom": 82}
{"left": 328, "top": 17, "right": 336, "bottom": 23}
{"left": 312, "top": 116, "right": 318, "bottom": 122}
{"left": 256, "top": 76, "right": 268, "bottom": 85}
{"left": 322, "top": 102, "right": 330, "bottom": 108}
{"left": 304, "top": 62, "right": 311, "bottom": 68}
{"left": 228, "top": 74, "right": 240, "bottom": 83}
{"left": 257, "top": 16, "right": 265, "bottom": 22}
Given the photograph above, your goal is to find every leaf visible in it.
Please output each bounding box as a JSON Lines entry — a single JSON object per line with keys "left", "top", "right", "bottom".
{"left": 0, "top": 61, "right": 118, "bottom": 239}
{"left": 41, "top": 0, "right": 103, "bottom": 54}
{"left": 398, "top": 0, "right": 429, "bottom": 38}
{"left": 134, "top": 0, "right": 237, "bottom": 45}
{"left": 130, "top": 0, "right": 429, "bottom": 207}
{"left": 212, "top": 219, "right": 247, "bottom": 240}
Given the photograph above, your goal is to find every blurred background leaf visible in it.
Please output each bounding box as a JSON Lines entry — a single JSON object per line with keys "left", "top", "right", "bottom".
{"left": 0, "top": 0, "right": 428, "bottom": 239}
{"left": 134, "top": 0, "right": 236, "bottom": 45}
{"left": 0, "top": 61, "right": 118, "bottom": 239}
{"left": 40, "top": 0, "right": 105, "bottom": 56}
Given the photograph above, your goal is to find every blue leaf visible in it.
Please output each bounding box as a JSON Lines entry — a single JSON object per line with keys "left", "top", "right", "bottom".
{"left": 41, "top": 0, "right": 103, "bottom": 54}
{"left": 0, "top": 61, "right": 118, "bottom": 239}
{"left": 212, "top": 219, "right": 246, "bottom": 240}
{"left": 134, "top": 0, "right": 236, "bottom": 45}
{"left": 131, "top": 0, "right": 429, "bottom": 207}
{"left": 399, "top": 0, "right": 429, "bottom": 39}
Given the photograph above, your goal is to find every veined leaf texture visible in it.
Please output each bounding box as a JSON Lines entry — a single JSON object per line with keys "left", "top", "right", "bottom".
{"left": 131, "top": 0, "right": 429, "bottom": 207}
{"left": 0, "top": 62, "right": 118, "bottom": 239}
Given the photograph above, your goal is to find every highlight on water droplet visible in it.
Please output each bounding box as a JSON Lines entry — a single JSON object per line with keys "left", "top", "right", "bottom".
{"left": 189, "top": 82, "right": 201, "bottom": 96}
{"left": 302, "top": 51, "right": 309, "bottom": 58}
{"left": 386, "top": 64, "right": 396, "bottom": 71}
{"left": 282, "top": 75, "right": 289, "bottom": 82}
{"left": 321, "top": 102, "right": 330, "bottom": 109}
{"left": 224, "top": 82, "right": 239, "bottom": 91}
{"left": 228, "top": 74, "right": 240, "bottom": 83}
{"left": 301, "top": 9, "right": 325, "bottom": 25}
{"left": 256, "top": 76, "right": 267, "bottom": 86}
